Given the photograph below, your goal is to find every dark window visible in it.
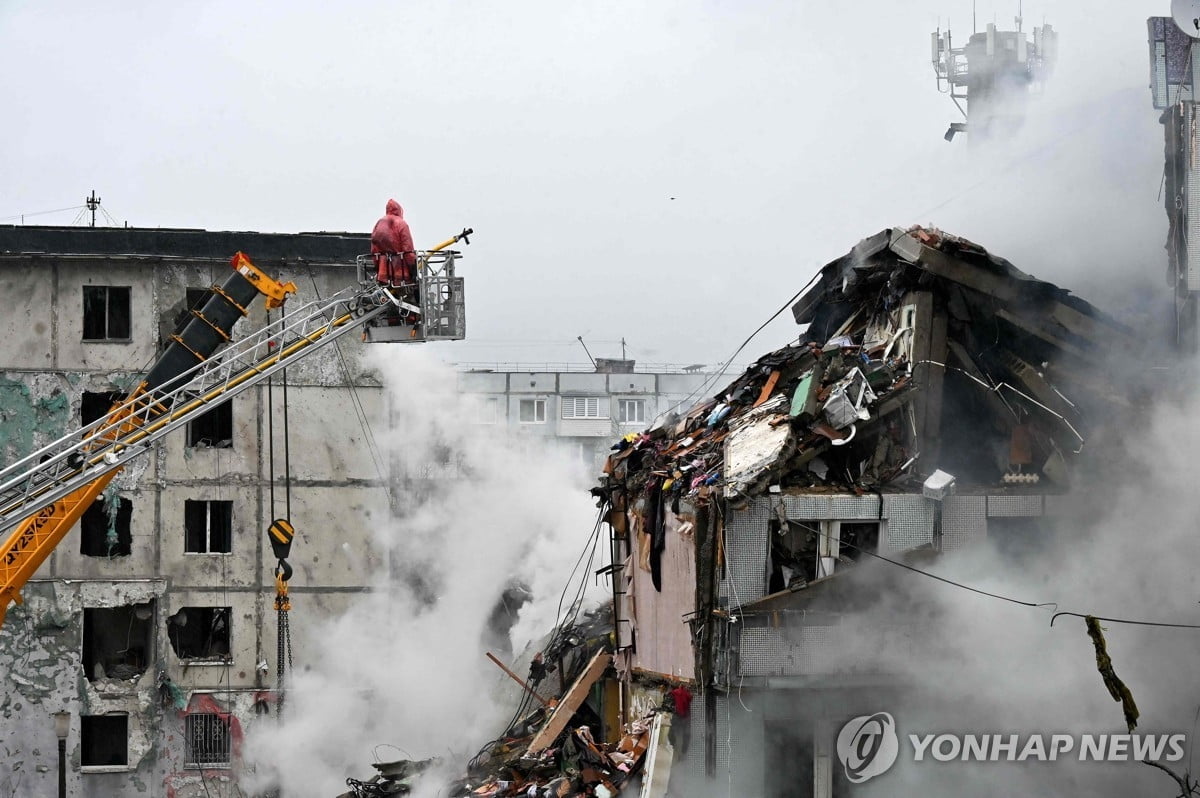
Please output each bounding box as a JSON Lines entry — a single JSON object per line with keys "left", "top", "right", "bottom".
{"left": 82, "top": 286, "right": 131, "bottom": 341}
{"left": 765, "top": 721, "right": 813, "bottom": 798}
{"left": 82, "top": 603, "right": 153, "bottom": 683}
{"left": 838, "top": 522, "right": 880, "bottom": 562}
{"left": 988, "top": 516, "right": 1053, "bottom": 563}
{"left": 188, "top": 402, "right": 233, "bottom": 448}
{"left": 81, "top": 390, "right": 124, "bottom": 427}
{"left": 81, "top": 715, "right": 129, "bottom": 767}
{"left": 185, "top": 500, "right": 233, "bottom": 554}
{"left": 167, "top": 607, "right": 231, "bottom": 661}
{"left": 80, "top": 495, "right": 132, "bottom": 557}
{"left": 185, "top": 713, "right": 232, "bottom": 768}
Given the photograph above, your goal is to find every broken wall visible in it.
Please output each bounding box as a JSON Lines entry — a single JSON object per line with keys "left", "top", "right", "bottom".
{"left": 0, "top": 250, "right": 384, "bottom": 797}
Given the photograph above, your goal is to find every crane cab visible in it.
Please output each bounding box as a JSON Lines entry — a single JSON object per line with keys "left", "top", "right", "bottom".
{"left": 356, "top": 248, "right": 466, "bottom": 343}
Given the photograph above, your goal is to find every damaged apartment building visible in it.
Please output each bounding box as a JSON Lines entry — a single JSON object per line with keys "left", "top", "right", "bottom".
{"left": 0, "top": 224, "right": 390, "bottom": 797}
{"left": 593, "top": 227, "right": 1136, "bottom": 797}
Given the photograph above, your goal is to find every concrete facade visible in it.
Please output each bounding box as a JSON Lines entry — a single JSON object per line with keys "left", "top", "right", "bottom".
{"left": 0, "top": 227, "right": 382, "bottom": 797}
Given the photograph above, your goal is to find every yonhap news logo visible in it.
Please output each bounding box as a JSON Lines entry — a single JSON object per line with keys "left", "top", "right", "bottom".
{"left": 836, "top": 712, "right": 1188, "bottom": 783}
{"left": 836, "top": 712, "right": 900, "bottom": 783}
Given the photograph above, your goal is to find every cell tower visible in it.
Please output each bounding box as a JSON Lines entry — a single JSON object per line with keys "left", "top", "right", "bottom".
{"left": 1148, "top": 1, "right": 1200, "bottom": 351}
{"left": 930, "top": 4, "right": 1057, "bottom": 142}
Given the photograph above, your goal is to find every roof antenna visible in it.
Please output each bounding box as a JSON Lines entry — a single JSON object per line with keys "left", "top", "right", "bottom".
{"left": 85, "top": 190, "right": 101, "bottom": 228}
{"left": 576, "top": 336, "right": 597, "bottom": 369}
{"left": 973, "top": 0, "right": 977, "bottom": 34}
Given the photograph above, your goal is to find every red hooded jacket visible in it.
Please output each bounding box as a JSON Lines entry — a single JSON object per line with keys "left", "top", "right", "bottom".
{"left": 370, "top": 199, "right": 416, "bottom": 283}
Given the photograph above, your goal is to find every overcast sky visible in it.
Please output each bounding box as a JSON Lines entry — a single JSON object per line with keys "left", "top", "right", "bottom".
{"left": 1, "top": 1, "right": 1171, "bottom": 368}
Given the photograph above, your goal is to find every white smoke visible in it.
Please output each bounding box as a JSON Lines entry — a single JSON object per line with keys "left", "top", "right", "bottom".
{"left": 242, "top": 347, "right": 602, "bottom": 796}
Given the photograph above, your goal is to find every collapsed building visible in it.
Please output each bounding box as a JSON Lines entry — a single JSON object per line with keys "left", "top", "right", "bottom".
{"left": 340, "top": 226, "right": 1135, "bottom": 798}
{"left": 591, "top": 227, "right": 1136, "bottom": 796}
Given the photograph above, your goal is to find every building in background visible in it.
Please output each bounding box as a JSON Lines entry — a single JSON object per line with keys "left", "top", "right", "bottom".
{"left": 455, "top": 361, "right": 714, "bottom": 475}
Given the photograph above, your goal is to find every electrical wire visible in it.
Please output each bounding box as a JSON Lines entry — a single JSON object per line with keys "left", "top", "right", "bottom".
{"left": 467, "top": 507, "right": 606, "bottom": 771}
{"left": 0, "top": 204, "right": 85, "bottom": 223}
{"left": 798, "top": 519, "right": 1200, "bottom": 630}
{"left": 912, "top": 359, "right": 1085, "bottom": 452}
{"left": 671, "top": 267, "right": 826, "bottom": 414}
{"left": 305, "top": 269, "right": 388, "bottom": 485}
{"left": 1049, "top": 611, "right": 1200, "bottom": 630}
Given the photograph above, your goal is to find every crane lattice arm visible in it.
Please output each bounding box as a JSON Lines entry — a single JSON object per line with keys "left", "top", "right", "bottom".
{"left": 0, "top": 240, "right": 469, "bottom": 627}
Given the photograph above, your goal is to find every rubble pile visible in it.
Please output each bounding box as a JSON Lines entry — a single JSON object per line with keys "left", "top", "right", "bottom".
{"left": 451, "top": 715, "right": 653, "bottom": 798}
{"left": 603, "top": 226, "right": 1135, "bottom": 506}
{"left": 341, "top": 607, "right": 642, "bottom": 798}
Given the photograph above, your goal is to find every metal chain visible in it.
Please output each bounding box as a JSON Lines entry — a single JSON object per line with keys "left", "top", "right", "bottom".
{"left": 277, "top": 607, "right": 288, "bottom": 724}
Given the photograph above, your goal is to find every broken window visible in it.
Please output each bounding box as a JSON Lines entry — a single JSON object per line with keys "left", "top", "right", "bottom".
{"left": 836, "top": 521, "right": 880, "bottom": 563}
{"left": 518, "top": 398, "right": 546, "bottom": 423}
{"left": 184, "top": 500, "right": 233, "bottom": 554}
{"left": 83, "top": 286, "right": 131, "bottom": 341}
{"left": 187, "top": 401, "right": 233, "bottom": 448}
{"left": 561, "top": 396, "right": 604, "bottom": 419}
{"left": 185, "top": 713, "right": 232, "bottom": 768}
{"left": 167, "top": 607, "right": 232, "bottom": 661}
{"left": 79, "top": 493, "right": 132, "bottom": 557}
{"left": 617, "top": 398, "right": 645, "bottom": 424}
{"left": 82, "top": 602, "right": 154, "bottom": 682}
{"left": 769, "top": 518, "right": 820, "bottom": 592}
{"left": 80, "top": 390, "right": 124, "bottom": 427}
{"left": 81, "top": 714, "right": 129, "bottom": 768}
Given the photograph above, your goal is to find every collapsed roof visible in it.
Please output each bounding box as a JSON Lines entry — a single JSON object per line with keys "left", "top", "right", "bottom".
{"left": 604, "top": 226, "right": 1135, "bottom": 502}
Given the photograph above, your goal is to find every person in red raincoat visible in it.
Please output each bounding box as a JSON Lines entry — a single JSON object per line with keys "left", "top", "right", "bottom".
{"left": 370, "top": 199, "right": 416, "bottom": 285}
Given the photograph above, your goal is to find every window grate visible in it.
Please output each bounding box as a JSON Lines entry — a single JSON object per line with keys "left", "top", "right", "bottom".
{"left": 185, "top": 713, "right": 231, "bottom": 768}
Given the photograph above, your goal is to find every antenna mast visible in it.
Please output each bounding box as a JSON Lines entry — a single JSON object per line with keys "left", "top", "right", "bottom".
{"left": 85, "top": 190, "right": 101, "bottom": 228}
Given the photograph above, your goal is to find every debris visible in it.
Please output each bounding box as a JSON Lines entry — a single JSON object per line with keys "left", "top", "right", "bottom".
{"left": 1084, "top": 616, "right": 1140, "bottom": 733}
{"left": 597, "top": 226, "right": 1132, "bottom": 510}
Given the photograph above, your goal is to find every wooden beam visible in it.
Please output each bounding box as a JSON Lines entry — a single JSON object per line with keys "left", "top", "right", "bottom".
{"left": 486, "top": 652, "right": 553, "bottom": 708}
{"left": 526, "top": 651, "right": 612, "bottom": 754}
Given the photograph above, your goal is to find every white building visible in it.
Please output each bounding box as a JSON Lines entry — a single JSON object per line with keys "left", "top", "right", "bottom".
{"left": 455, "top": 363, "right": 713, "bottom": 473}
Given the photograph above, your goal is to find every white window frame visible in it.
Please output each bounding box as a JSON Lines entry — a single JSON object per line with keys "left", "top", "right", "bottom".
{"left": 561, "top": 396, "right": 604, "bottom": 419}
{"left": 519, "top": 398, "right": 547, "bottom": 424}
{"left": 617, "top": 398, "right": 646, "bottom": 425}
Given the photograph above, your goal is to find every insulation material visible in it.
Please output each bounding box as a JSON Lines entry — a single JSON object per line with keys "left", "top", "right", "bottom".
{"left": 723, "top": 396, "right": 791, "bottom": 498}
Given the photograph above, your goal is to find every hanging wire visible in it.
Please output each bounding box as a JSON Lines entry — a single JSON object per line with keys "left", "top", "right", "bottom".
{"left": 799, "top": 520, "right": 1200, "bottom": 629}
{"left": 0, "top": 204, "right": 86, "bottom": 223}
{"left": 305, "top": 268, "right": 389, "bottom": 483}
{"left": 671, "top": 267, "right": 826, "bottom": 413}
